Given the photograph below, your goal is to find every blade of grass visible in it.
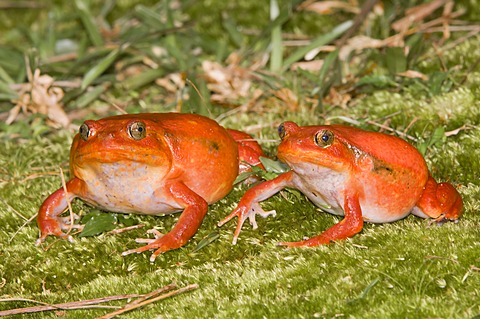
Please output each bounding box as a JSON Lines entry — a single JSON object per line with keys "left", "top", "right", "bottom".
{"left": 281, "top": 20, "right": 353, "bottom": 72}
{"left": 0, "top": 65, "right": 14, "bottom": 84}
{"left": 0, "top": 48, "right": 25, "bottom": 82}
{"left": 0, "top": 94, "right": 17, "bottom": 101}
{"left": 43, "top": 9, "right": 56, "bottom": 57}
{"left": 311, "top": 49, "right": 340, "bottom": 97}
{"left": 270, "top": 0, "right": 282, "bottom": 72}
{"left": 384, "top": 46, "right": 407, "bottom": 75}
{"left": 122, "top": 68, "right": 164, "bottom": 91}
{"left": 346, "top": 277, "right": 381, "bottom": 304}
{"left": 247, "top": 0, "right": 303, "bottom": 53}
{"left": 183, "top": 78, "right": 211, "bottom": 116}
{"left": 99, "top": 0, "right": 115, "bottom": 21}
{"left": 163, "top": 1, "right": 186, "bottom": 70}
{"left": 191, "top": 231, "right": 220, "bottom": 253}
{"left": 222, "top": 13, "right": 243, "bottom": 48}
{"left": 0, "top": 81, "right": 17, "bottom": 100}
{"left": 64, "top": 47, "right": 113, "bottom": 77}
{"left": 134, "top": 4, "right": 166, "bottom": 30}
{"left": 74, "top": 0, "right": 104, "bottom": 47}
{"left": 73, "top": 83, "right": 109, "bottom": 108}
{"left": 317, "top": 50, "right": 339, "bottom": 86}
{"left": 81, "top": 45, "right": 127, "bottom": 91}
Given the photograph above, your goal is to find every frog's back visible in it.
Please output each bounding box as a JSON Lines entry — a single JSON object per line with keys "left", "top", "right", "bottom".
{"left": 330, "top": 125, "right": 428, "bottom": 176}
{"left": 148, "top": 113, "right": 239, "bottom": 203}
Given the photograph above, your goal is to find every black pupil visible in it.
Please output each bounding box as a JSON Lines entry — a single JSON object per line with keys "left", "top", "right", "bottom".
{"left": 322, "top": 133, "right": 329, "bottom": 143}
{"left": 137, "top": 126, "right": 143, "bottom": 132}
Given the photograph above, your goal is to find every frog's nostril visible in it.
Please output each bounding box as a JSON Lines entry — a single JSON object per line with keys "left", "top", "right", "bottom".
{"left": 278, "top": 122, "right": 301, "bottom": 140}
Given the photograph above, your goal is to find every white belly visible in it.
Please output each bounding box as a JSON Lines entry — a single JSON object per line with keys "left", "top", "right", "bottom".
{"left": 290, "top": 165, "right": 412, "bottom": 224}
{"left": 78, "top": 162, "right": 181, "bottom": 215}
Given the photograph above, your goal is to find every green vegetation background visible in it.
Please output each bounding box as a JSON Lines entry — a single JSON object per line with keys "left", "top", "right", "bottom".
{"left": 0, "top": 1, "right": 479, "bottom": 318}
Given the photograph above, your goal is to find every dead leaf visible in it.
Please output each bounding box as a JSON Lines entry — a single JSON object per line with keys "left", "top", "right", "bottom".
{"left": 302, "top": 1, "right": 360, "bottom": 15}
{"left": 8, "top": 69, "right": 70, "bottom": 128}
{"left": 339, "top": 35, "right": 385, "bottom": 61}
{"left": 391, "top": 0, "right": 450, "bottom": 32}
{"left": 155, "top": 72, "right": 186, "bottom": 94}
{"left": 115, "top": 64, "right": 147, "bottom": 81}
{"left": 322, "top": 87, "right": 351, "bottom": 109}
{"left": 397, "top": 70, "right": 429, "bottom": 81}
{"left": 291, "top": 59, "right": 324, "bottom": 71}
{"left": 445, "top": 124, "right": 472, "bottom": 137}
{"left": 155, "top": 72, "right": 187, "bottom": 112}
{"left": 202, "top": 52, "right": 254, "bottom": 105}
{"left": 272, "top": 88, "right": 299, "bottom": 111}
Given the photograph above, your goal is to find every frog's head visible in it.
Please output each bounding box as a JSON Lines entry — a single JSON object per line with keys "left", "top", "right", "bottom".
{"left": 70, "top": 114, "right": 172, "bottom": 178}
{"left": 276, "top": 121, "right": 354, "bottom": 173}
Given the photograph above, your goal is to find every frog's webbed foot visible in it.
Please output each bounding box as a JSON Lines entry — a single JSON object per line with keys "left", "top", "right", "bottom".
{"left": 245, "top": 203, "right": 277, "bottom": 231}
{"left": 36, "top": 213, "right": 83, "bottom": 246}
{"left": 58, "top": 214, "right": 83, "bottom": 230}
{"left": 131, "top": 228, "right": 164, "bottom": 244}
{"left": 122, "top": 229, "right": 180, "bottom": 262}
{"left": 428, "top": 213, "right": 460, "bottom": 226}
{"left": 218, "top": 203, "right": 276, "bottom": 245}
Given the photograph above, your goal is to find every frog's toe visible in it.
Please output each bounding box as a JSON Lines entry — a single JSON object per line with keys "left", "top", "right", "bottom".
{"left": 247, "top": 203, "right": 276, "bottom": 229}
{"left": 36, "top": 229, "right": 75, "bottom": 246}
{"left": 133, "top": 228, "right": 164, "bottom": 244}
{"left": 122, "top": 247, "right": 147, "bottom": 257}
{"left": 431, "top": 213, "right": 459, "bottom": 226}
{"left": 150, "top": 249, "right": 165, "bottom": 262}
{"left": 122, "top": 230, "right": 183, "bottom": 261}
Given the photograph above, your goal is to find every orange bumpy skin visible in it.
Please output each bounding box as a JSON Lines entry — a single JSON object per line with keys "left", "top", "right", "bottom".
{"left": 37, "top": 113, "right": 264, "bottom": 261}
{"left": 219, "top": 122, "right": 463, "bottom": 247}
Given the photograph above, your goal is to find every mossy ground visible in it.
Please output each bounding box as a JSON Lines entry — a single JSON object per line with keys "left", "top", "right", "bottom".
{"left": 1, "top": 1, "right": 480, "bottom": 318}
{"left": 1, "top": 84, "right": 479, "bottom": 318}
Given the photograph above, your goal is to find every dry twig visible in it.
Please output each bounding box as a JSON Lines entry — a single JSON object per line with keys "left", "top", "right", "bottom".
{"left": 0, "top": 282, "right": 199, "bottom": 318}
{"left": 107, "top": 224, "right": 146, "bottom": 235}
{"left": 96, "top": 283, "right": 199, "bottom": 319}
{"left": 0, "top": 294, "right": 141, "bottom": 316}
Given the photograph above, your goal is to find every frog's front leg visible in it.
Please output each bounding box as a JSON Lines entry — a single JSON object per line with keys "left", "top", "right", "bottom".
{"left": 122, "top": 182, "right": 208, "bottom": 262}
{"left": 218, "top": 171, "right": 294, "bottom": 244}
{"left": 36, "top": 178, "right": 85, "bottom": 245}
{"left": 279, "top": 191, "right": 364, "bottom": 247}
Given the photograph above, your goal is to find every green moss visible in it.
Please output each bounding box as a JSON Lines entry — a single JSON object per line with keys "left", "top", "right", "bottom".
{"left": 1, "top": 129, "right": 479, "bottom": 318}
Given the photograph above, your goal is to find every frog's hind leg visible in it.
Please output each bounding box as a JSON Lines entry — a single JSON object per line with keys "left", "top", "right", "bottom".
{"left": 227, "top": 129, "right": 265, "bottom": 175}
{"left": 279, "top": 192, "right": 364, "bottom": 247}
{"left": 122, "top": 182, "right": 208, "bottom": 262}
{"left": 412, "top": 176, "right": 463, "bottom": 223}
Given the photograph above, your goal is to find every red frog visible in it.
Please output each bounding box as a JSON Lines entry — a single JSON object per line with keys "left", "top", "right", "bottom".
{"left": 37, "top": 113, "right": 264, "bottom": 261}
{"left": 219, "top": 122, "right": 463, "bottom": 247}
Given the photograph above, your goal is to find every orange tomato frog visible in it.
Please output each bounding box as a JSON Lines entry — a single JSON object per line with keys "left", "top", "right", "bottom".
{"left": 219, "top": 121, "right": 463, "bottom": 247}
{"left": 37, "top": 113, "right": 264, "bottom": 261}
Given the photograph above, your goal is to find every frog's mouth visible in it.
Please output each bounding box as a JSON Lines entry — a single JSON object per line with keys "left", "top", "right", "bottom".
{"left": 277, "top": 148, "right": 345, "bottom": 172}
{"left": 74, "top": 150, "right": 168, "bottom": 166}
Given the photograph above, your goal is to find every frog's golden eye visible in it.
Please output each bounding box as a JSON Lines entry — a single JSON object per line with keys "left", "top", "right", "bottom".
{"left": 278, "top": 123, "right": 287, "bottom": 140}
{"left": 314, "top": 130, "right": 334, "bottom": 148}
{"left": 79, "top": 123, "right": 90, "bottom": 141}
{"left": 128, "top": 121, "right": 146, "bottom": 140}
